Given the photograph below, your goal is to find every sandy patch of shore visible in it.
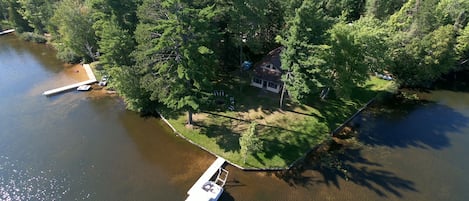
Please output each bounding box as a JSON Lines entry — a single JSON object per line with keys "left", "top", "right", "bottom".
{"left": 63, "top": 63, "right": 89, "bottom": 82}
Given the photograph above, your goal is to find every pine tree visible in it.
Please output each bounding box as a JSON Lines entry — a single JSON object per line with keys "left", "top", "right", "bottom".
{"left": 135, "top": 0, "right": 220, "bottom": 124}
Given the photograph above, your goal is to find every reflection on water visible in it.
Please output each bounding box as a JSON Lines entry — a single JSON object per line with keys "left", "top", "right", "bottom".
{"left": 0, "top": 156, "right": 73, "bottom": 201}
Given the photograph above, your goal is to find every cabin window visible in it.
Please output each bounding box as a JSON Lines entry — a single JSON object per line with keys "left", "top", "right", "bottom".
{"left": 268, "top": 82, "right": 278, "bottom": 89}
{"left": 253, "top": 78, "right": 262, "bottom": 85}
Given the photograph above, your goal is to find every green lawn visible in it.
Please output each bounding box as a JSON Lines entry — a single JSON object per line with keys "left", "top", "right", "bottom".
{"left": 162, "top": 75, "right": 396, "bottom": 169}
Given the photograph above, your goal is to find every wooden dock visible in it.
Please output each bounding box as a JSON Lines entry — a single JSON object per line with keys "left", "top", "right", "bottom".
{"left": 43, "top": 64, "right": 97, "bottom": 96}
{"left": 187, "top": 157, "right": 226, "bottom": 197}
{"left": 0, "top": 29, "right": 15, "bottom": 35}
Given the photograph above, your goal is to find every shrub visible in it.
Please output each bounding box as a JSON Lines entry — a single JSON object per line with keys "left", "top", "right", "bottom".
{"left": 18, "top": 32, "right": 47, "bottom": 43}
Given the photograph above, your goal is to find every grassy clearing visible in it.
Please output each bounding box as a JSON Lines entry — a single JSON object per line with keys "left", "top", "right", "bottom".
{"left": 163, "top": 75, "right": 396, "bottom": 169}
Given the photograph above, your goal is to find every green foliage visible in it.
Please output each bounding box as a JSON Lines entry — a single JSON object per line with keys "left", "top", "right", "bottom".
{"left": 108, "top": 66, "right": 155, "bottom": 112}
{"left": 50, "top": 0, "right": 97, "bottom": 62}
{"left": 16, "top": 0, "right": 56, "bottom": 34}
{"left": 435, "top": 0, "right": 469, "bottom": 29}
{"left": 18, "top": 32, "right": 47, "bottom": 43}
{"left": 239, "top": 122, "right": 262, "bottom": 164}
{"left": 324, "top": 22, "right": 370, "bottom": 97}
{"left": 0, "top": 0, "right": 9, "bottom": 21}
{"left": 6, "top": 0, "right": 33, "bottom": 33}
{"left": 388, "top": 25, "right": 458, "bottom": 86}
{"left": 278, "top": 0, "right": 334, "bottom": 102}
{"left": 135, "top": 0, "right": 220, "bottom": 119}
{"left": 90, "top": 0, "right": 138, "bottom": 67}
{"left": 323, "top": 0, "right": 366, "bottom": 21}
{"left": 94, "top": 18, "right": 135, "bottom": 67}
{"left": 456, "top": 24, "right": 469, "bottom": 59}
{"left": 365, "top": 0, "right": 406, "bottom": 20}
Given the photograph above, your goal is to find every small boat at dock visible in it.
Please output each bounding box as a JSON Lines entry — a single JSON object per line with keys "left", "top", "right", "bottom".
{"left": 186, "top": 157, "right": 228, "bottom": 201}
{"left": 0, "top": 29, "right": 15, "bottom": 35}
{"left": 77, "top": 85, "right": 91, "bottom": 91}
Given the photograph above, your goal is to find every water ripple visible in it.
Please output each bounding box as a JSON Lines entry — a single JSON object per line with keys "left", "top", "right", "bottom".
{"left": 0, "top": 156, "right": 73, "bottom": 201}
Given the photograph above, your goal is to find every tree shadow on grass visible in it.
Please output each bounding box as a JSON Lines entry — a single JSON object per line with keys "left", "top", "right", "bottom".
{"left": 196, "top": 111, "right": 330, "bottom": 167}
{"left": 196, "top": 114, "right": 241, "bottom": 153}
{"left": 259, "top": 119, "right": 329, "bottom": 167}
{"left": 307, "top": 83, "right": 384, "bottom": 130}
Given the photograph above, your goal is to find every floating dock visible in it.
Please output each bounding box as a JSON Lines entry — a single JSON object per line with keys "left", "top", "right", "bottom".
{"left": 43, "top": 64, "right": 97, "bottom": 96}
{"left": 187, "top": 157, "right": 227, "bottom": 200}
{"left": 0, "top": 29, "right": 15, "bottom": 35}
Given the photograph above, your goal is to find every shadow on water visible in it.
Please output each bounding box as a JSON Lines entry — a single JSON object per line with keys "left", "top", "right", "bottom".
{"left": 275, "top": 142, "right": 417, "bottom": 198}
{"left": 273, "top": 89, "right": 469, "bottom": 198}
{"left": 355, "top": 97, "right": 469, "bottom": 150}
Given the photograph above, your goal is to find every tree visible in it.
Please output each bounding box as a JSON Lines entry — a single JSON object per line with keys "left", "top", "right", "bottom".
{"left": 456, "top": 23, "right": 469, "bottom": 63}
{"left": 278, "top": 0, "right": 334, "bottom": 104}
{"left": 386, "top": 0, "right": 461, "bottom": 86}
{"left": 365, "top": 0, "right": 406, "bottom": 20}
{"left": 389, "top": 25, "right": 458, "bottom": 86}
{"left": 435, "top": 0, "right": 469, "bottom": 30}
{"left": 215, "top": 0, "right": 286, "bottom": 69}
{"left": 50, "top": 0, "right": 97, "bottom": 62}
{"left": 135, "top": 0, "right": 219, "bottom": 124}
{"left": 89, "top": 0, "right": 139, "bottom": 67}
{"left": 323, "top": 0, "right": 366, "bottom": 21}
{"left": 239, "top": 122, "right": 261, "bottom": 164}
{"left": 0, "top": 0, "right": 9, "bottom": 21}
{"left": 322, "top": 18, "right": 387, "bottom": 97}
{"left": 16, "top": 0, "right": 56, "bottom": 34}
{"left": 6, "top": 0, "right": 32, "bottom": 33}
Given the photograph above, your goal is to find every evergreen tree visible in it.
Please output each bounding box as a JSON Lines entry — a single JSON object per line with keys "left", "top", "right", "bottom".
{"left": 278, "top": 0, "right": 334, "bottom": 104}
{"left": 90, "top": 0, "right": 139, "bottom": 67}
{"left": 135, "top": 0, "right": 219, "bottom": 124}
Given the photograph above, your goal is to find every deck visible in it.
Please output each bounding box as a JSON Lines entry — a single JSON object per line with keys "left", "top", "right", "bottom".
{"left": 43, "top": 64, "right": 97, "bottom": 96}
{"left": 0, "top": 29, "right": 15, "bottom": 35}
{"left": 187, "top": 157, "right": 226, "bottom": 197}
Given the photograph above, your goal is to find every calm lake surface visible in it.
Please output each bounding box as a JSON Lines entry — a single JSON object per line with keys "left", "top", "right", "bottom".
{"left": 1, "top": 35, "right": 468, "bottom": 201}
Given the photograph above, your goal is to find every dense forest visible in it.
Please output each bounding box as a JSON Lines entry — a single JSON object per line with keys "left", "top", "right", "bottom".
{"left": 1, "top": 0, "right": 469, "bottom": 115}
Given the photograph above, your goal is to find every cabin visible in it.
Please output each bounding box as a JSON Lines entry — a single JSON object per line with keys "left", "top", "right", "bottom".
{"left": 250, "top": 47, "right": 284, "bottom": 93}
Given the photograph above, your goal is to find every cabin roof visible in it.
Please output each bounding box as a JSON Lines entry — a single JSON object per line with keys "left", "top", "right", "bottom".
{"left": 253, "top": 47, "right": 283, "bottom": 83}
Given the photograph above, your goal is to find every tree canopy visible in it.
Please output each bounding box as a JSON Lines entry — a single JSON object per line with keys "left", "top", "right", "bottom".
{"left": 3, "top": 0, "right": 469, "bottom": 111}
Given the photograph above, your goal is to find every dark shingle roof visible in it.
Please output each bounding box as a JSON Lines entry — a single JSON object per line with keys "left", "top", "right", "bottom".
{"left": 253, "top": 47, "right": 283, "bottom": 83}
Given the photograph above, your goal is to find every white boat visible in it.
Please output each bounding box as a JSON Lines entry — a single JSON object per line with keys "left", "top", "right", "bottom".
{"left": 186, "top": 157, "right": 228, "bottom": 201}
{"left": 77, "top": 85, "right": 91, "bottom": 91}
{"left": 0, "top": 29, "right": 15, "bottom": 35}
{"left": 186, "top": 180, "right": 225, "bottom": 201}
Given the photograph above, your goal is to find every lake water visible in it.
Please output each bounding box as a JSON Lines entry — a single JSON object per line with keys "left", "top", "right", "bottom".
{"left": 1, "top": 34, "right": 468, "bottom": 201}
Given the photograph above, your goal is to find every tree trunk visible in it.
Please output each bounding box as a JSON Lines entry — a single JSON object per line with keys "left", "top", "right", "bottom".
{"left": 187, "top": 110, "right": 193, "bottom": 125}
{"left": 279, "top": 71, "right": 290, "bottom": 109}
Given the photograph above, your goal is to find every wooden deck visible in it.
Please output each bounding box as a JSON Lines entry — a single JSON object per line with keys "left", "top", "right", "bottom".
{"left": 0, "top": 29, "right": 15, "bottom": 35}
{"left": 43, "top": 64, "right": 97, "bottom": 96}
{"left": 187, "top": 157, "right": 226, "bottom": 197}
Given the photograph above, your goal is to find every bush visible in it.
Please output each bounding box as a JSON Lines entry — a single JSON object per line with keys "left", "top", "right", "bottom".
{"left": 0, "top": 20, "right": 10, "bottom": 30}
{"left": 18, "top": 32, "right": 47, "bottom": 43}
